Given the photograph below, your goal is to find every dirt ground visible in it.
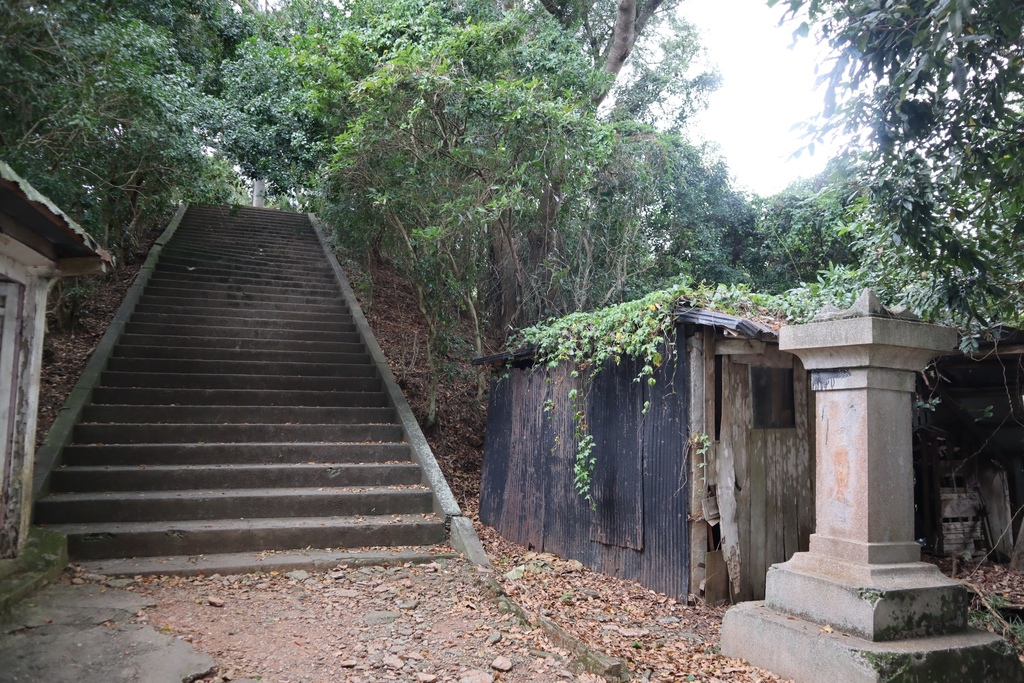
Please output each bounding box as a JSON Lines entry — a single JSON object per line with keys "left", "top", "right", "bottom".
{"left": 35, "top": 217, "right": 1024, "bottom": 683}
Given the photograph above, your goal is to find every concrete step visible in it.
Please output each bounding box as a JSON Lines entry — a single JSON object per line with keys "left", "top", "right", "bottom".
{"left": 158, "top": 254, "right": 333, "bottom": 278}
{"left": 115, "top": 334, "right": 364, "bottom": 354}
{"left": 143, "top": 284, "right": 342, "bottom": 306}
{"left": 99, "top": 371, "right": 380, "bottom": 392}
{"left": 162, "top": 244, "right": 326, "bottom": 266}
{"left": 61, "top": 442, "right": 411, "bottom": 466}
{"left": 122, "top": 323, "right": 362, "bottom": 343}
{"left": 104, "top": 357, "right": 374, "bottom": 377}
{"left": 73, "top": 422, "right": 404, "bottom": 445}
{"left": 145, "top": 277, "right": 337, "bottom": 298}
{"left": 153, "top": 260, "right": 335, "bottom": 284}
{"left": 36, "top": 486, "right": 435, "bottom": 524}
{"left": 89, "top": 387, "right": 387, "bottom": 407}
{"left": 81, "top": 405, "right": 395, "bottom": 425}
{"left": 133, "top": 303, "right": 352, "bottom": 324}
{"left": 112, "top": 345, "right": 369, "bottom": 364}
{"left": 147, "top": 271, "right": 338, "bottom": 291}
{"left": 137, "top": 295, "right": 349, "bottom": 315}
{"left": 130, "top": 312, "right": 355, "bottom": 332}
{"left": 76, "top": 548, "right": 456, "bottom": 577}
{"left": 49, "top": 462, "right": 423, "bottom": 492}
{"left": 54, "top": 514, "right": 446, "bottom": 560}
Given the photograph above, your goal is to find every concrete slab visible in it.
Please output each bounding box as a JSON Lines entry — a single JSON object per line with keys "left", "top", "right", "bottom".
{"left": 722, "top": 601, "right": 1024, "bottom": 683}
{"left": 0, "top": 583, "right": 214, "bottom": 683}
{"left": 76, "top": 547, "right": 459, "bottom": 577}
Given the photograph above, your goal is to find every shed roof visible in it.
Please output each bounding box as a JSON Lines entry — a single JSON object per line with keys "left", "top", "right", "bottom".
{"left": 0, "top": 161, "right": 112, "bottom": 267}
{"left": 473, "top": 305, "right": 776, "bottom": 366}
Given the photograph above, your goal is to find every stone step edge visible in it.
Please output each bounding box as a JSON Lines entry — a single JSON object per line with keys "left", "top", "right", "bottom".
{"left": 72, "top": 547, "right": 460, "bottom": 578}
{"left": 41, "top": 484, "right": 432, "bottom": 503}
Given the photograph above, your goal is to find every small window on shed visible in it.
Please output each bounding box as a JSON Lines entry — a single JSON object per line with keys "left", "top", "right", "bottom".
{"left": 750, "top": 366, "right": 795, "bottom": 429}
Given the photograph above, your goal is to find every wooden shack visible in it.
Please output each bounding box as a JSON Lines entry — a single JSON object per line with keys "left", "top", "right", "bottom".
{"left": 0, "top": 162, "right": 110, "bottom": 558}
{"left": 477, "top": 305, "right": 815, "bottom": 602}
{"left": 913, "top": 331, "right": 1024, "bottom": 564}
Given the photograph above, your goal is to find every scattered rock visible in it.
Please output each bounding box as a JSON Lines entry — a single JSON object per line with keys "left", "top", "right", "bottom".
{"left": 339, "top": 660, "right": 358, "bottom": 668}
{"left": 397, "top": 600, "right": 419, "bottom": 610}
{"left": 364, "top": 610, "right": 401, "bottom": 625}
{"left": 416, "top": 673, "right": 438, "bottom": 682}
{"left": 459, "top": 670, "right": 493, "bottom": 683}
{"left": 383, "top": 654, "right": 404, "bottom": 669}
{"left": 206, "top": 596, "right": 225, "bottom": 608}
{"left": 490, "top": 655, "right": 513, "bottom": 672}
{"left": 285, "top": 570, "right": 310, "bottom": 581}
{"left": 334, "top": 589, "right": 360, "bottom": 598}
{"left": 485, "top": 631, "right": 502, "bottom": 645}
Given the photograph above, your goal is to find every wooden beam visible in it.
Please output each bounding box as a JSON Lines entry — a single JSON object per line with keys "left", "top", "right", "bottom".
{"left": 715, "top": 339, "right": 765, "bottom": 356}
{"left": 55, "top": 257, "right": 108, "bottom": 277}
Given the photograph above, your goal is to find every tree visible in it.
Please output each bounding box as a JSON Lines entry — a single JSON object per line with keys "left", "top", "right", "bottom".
{"left": 745, "top": 161, "right": 862, "bottom": 293}
{"left": 779, "top": 0, "right": 1024, "bottom": 323}
{"left": 0, "top": 0, "right": 245, "bottom": 255}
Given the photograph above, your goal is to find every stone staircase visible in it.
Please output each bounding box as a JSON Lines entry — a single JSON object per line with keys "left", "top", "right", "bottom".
{"left": 33, "top": 205, "right": 452, "bottom": 562}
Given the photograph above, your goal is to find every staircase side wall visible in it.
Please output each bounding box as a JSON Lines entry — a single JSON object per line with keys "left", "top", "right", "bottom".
{"left": 307, "top": 215, "right": 488, "bottom": 563}
{"left": 31, "top": 204, "right": 188, "bottom": 501}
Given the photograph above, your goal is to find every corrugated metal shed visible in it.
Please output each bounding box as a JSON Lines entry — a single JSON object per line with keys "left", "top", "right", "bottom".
{"left": 479, "top": 329, "right": 691, "bottom": 598}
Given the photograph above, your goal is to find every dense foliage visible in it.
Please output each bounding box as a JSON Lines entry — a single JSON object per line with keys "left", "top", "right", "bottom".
{"left": 779, "top": 0, "right": 1024, "bottom": 325}
{"left": 0, "top": 0, "right": 249, "bottom": 253}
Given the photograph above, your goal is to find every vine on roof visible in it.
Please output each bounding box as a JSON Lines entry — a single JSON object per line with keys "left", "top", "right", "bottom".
{"left": 510, "top": 276, "right": 872, "bottom": 506}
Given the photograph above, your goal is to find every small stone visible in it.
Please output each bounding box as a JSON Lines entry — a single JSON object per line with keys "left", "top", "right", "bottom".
{"left": 105, "top": 578, "right": 134, "bottom": 588}
{"left": 459, "top": 671, "right": 493, "bottom": 683}
{"left": 491, "top": 656, "right": 513, "bottom": 672}
{"left": 207, "top": 596, "right": 225, "bottom": 607}
{"left": 285, "top": 570, "right": 310, "bottom": 581}
{"left": 334, "top": 589, "right": 360, "bottom": 598}
{"left": 397, "top": 600, "right": 419, "bottom": 610}
{"left": 503, "top": 566, "right": 525, "bottom": 581}
{"left": 364, "top": 610, "right": 401, "bottom": 625}
{"left": 383, "top": 654, "right": 404, "bottom": 669}
{"left": 485, "top": 631, "right": 502, "bottom": 645}
{"left": 416, "top": 674, "right": 437, "bottom": 683}
{"left": 339, "top": 660, "right": 358, "bottom": 668}
{"left": 657, "top": 616, "right": 680, "bottom": 625}
{"left": 71, "top": 577, "right": 84, "bottom": 585}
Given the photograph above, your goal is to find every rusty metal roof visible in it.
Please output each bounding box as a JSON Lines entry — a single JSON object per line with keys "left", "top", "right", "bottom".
{"left": 673, "top": 303, "right": 777, "bottom": 340}
{"left": 0, "top": 161, "right": 113, "bottom": 264}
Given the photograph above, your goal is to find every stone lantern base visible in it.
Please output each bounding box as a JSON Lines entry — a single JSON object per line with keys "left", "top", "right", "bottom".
{"left": 722, "top": 601, "right": 1023, "bottom": 683}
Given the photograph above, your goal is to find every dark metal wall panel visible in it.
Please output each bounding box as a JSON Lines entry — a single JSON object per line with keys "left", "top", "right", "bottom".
{"left": 479, "top": 332, "right": 691, "bottom": 599}
{"left": 589, "top": 357, "right": 645, "bottom": 551}
{"left": 635, "top": 337, "right": 690, "bottom": 597}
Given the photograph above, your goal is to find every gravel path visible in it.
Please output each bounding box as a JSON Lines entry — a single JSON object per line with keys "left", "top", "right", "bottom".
{"left": 115, "top": 555, "right": 600, "bottom": 683}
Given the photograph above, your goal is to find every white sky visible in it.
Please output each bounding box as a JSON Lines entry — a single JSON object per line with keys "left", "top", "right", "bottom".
{"left": 679, "top": 0, "right": 838, "bottom": 196}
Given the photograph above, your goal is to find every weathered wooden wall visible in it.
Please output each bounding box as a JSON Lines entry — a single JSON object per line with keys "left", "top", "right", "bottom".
{"left": 479, "top": 335, "right": 691, "bottom": 599}
{"left": 713, "top": 345, "right": 815, "bottom": 601}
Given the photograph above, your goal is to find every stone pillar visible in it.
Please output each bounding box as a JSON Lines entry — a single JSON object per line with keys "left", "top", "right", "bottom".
{"left": 721, "top": 290, "right": 1023, "bottom": 683}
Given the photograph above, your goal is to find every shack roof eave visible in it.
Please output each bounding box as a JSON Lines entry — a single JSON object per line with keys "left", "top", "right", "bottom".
{"left": 0, "top": 161, "right": 113, "bottom": 268}
{"left": 672, "top": 303, "right": 777, "bottom": 340}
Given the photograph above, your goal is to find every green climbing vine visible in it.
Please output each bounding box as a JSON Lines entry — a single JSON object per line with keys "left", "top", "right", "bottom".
{"left": 511, "top": 279, "right": 869, "bottom": 504}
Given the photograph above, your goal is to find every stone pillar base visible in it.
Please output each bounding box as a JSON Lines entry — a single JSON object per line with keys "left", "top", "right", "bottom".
{"left": 722, "top": 601, "right": 1024, "bottom": 683}
{"left": 764, "top": 552, "right": 967, "bottom": 641}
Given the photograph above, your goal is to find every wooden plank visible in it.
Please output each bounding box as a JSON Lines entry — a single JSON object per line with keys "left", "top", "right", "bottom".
{"left": 715, "top": 339, "right": 765, "bottom": 356}
{"left": 704, "top": 550, "right": 729, "bottom": 606}
{"left": 748, "top": 428, "right": 768, "bottom": 599}
{"left": 714, "top": 346, "right": 743, "bottom": 599}
{"left": 796, "top": 360, "right": 815, "bottom": 551}
{"left": 727, "top": 357, "right": 753, "bottom": 600}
